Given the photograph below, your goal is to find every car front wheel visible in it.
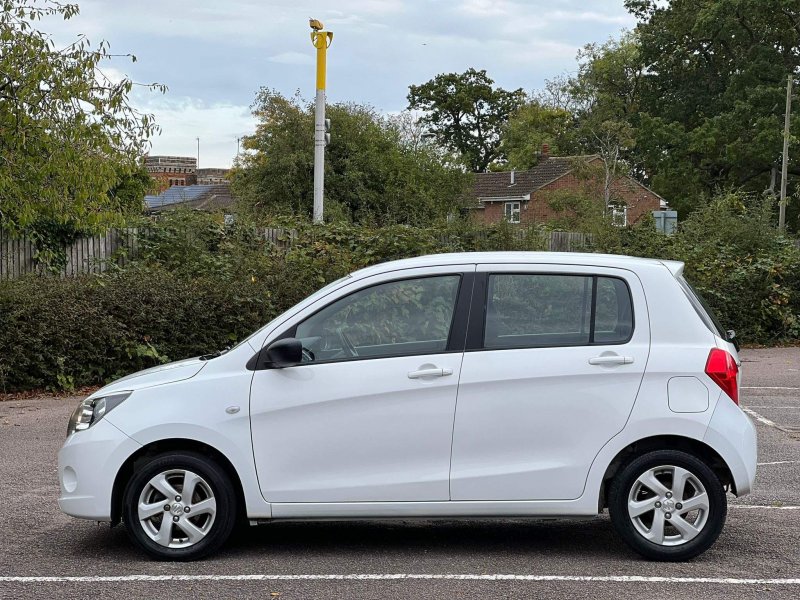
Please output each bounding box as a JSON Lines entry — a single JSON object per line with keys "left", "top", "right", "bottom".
{"left": 122, "top": 451, "right": 237, "bottom": 560}
{"left": 609, "top": 449, "right": 727, "bottom": 561}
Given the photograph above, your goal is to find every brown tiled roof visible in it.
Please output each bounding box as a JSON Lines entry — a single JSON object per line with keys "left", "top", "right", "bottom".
{"left": 469, "top": 156, "right": 595, "bottom": 201}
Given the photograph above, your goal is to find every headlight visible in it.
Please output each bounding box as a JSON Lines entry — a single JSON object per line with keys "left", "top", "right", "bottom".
{"left": 67, "top": 392, "right": 132, "bottom": 437}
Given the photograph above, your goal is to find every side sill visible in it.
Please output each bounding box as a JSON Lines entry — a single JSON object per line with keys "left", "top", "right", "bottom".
{"left": 269, "top": 500, "right": 598, "bottom": 520}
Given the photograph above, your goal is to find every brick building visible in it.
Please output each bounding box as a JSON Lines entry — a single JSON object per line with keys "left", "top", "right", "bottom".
{"left": 145, "top": 156, "right": 197, "bottom": 191}
{"left": 196, "top": 168, "right": 230, "bottom": 185}
{"left": 468, "top": 148, "right": 667, "bottom": 226}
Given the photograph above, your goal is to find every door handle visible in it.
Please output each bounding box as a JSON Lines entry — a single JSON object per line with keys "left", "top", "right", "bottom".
{"left": 407, "top": 367, "right": 453, "bottom": 379}
{"left": 588, "top": 355, "right": 634, "bottom": 365}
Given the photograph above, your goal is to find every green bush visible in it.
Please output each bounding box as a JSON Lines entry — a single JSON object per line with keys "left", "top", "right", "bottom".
{"left": 0, "top": 268, "right": 278, "bottom": 392}
{"left": 598, "top": 193, "right": 800, "bottom": 343}
{"left": 0, "top": 202, "right": 797, "bottom": 392}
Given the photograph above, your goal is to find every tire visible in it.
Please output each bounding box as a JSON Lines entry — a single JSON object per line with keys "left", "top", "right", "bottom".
{"left": 122, "top": 451, "right": 237, "bottom": 561}
{"left": 608, "top": 449, "right": 727, "bottom": 561}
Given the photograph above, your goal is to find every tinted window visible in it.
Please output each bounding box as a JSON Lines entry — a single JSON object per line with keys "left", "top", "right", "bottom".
{"left": 677, "top": 275, "right": 726, "bottom": 338}
{"left": 295, "top": 275, "right": 460, "bottom": 362}
{"left": 594, "top": 277, "right": 634, "bottom": 343}
{"left": 484, "top": 274, "right": 633, "bottom": 349}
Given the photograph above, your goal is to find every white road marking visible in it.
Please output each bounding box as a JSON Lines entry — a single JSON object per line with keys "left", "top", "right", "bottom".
{"left": 730, "top": 504, "right": 800, "bottom": 510}
{"left": 757, "top": 460, "right": 800, "bottom": 466}
{"left": 742, "top": 386, "right": 800, "bottom": 390}
{"left": 741, "top": 407, "right": 790, "bottom": 432}
{"left": 745, "top": 406, "right": 799, "bottom": 409}
{"left": 0, "top": 574, "right": 799, "bottom": 585}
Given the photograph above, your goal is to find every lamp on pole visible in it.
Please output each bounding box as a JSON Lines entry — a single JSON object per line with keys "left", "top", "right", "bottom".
{"left": 310, "top": 18, "right": 333, "bottom": 224}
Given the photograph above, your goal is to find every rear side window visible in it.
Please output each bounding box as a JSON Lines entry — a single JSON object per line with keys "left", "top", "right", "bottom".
{"left": 677, "top": 275, "right": 726, "bottom": 338}
{"left": 484, "top": 274, "right": 633, "bottom": 349}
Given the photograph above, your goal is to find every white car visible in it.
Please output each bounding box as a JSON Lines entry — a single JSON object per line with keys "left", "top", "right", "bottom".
{"left": 58, "top": 252, "right": 756, "bottom": 561}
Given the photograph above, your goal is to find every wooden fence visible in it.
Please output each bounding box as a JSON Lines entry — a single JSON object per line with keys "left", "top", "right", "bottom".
{"left": 0, "top": 227, "right": 590, "bottom": 279}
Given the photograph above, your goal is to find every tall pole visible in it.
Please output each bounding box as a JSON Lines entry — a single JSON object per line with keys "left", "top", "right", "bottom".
{"left": 196, "top": 137, "right": 200, "bottom": 170}
{"left": 780, "top": 74, "right": 792, "bottom": 231}
{"left": 311, "top": 22, "right": 333, "bottom": 224}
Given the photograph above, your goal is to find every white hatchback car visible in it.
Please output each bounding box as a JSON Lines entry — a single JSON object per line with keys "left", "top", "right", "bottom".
{"left": 59, "top": 252, "right": 756, "bottom": 561}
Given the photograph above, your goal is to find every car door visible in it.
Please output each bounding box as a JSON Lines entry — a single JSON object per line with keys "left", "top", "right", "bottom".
{"left": 250, "top": 266, "right": 474, "bottom": 503}
{"left": 450, "top": 263, "right": 650, "bottom": 501}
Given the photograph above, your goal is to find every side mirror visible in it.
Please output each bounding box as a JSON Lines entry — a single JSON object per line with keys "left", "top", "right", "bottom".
{"left": 264, "top": 338, "right": 303, "bottom": 369}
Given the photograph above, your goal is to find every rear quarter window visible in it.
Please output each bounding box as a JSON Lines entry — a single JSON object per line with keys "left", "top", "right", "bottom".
{"left": 676, "top": 275, "right": 726, "bottom": 338}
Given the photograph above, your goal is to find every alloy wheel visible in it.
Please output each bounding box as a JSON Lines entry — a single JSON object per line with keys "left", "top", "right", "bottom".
{"left": 627, "top": 464, "right": 710, "bottom": 547}
{"left": 137, "top": 469, "right": 217, "bottom": 549}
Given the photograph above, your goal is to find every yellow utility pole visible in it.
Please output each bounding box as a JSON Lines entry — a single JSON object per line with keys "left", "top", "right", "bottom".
{"left": 310, "top": 19, "right": 333, "bottom": 224}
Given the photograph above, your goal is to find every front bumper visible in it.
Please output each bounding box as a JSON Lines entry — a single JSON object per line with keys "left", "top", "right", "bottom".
{"left": 58, "top": 418, "right": 142, "bottom": 521}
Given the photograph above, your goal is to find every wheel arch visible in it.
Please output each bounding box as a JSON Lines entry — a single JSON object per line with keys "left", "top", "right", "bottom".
{"left": 597, "top": 435, "right": 735, "bottom": 511}
{"left": 110, "top": 438, "right": 247, "bottom": 525}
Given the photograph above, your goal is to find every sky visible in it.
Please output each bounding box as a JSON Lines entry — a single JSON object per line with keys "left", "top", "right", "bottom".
{"left": 46, "top": 0, "right": 635, "bottom": 168}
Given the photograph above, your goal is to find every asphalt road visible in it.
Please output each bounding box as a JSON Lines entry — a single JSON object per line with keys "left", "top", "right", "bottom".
{"left": 0, "top": 348, "right": 798, "bottom": 599}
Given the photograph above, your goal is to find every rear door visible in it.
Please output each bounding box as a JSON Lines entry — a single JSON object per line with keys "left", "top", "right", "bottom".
{"left": 450, "top": 263, "right": 650, "bottom": 501}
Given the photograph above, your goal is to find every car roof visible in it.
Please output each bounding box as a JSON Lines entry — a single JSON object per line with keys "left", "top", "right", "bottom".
{"left": 351, "top": 252, "right": 682, "bottom": 279}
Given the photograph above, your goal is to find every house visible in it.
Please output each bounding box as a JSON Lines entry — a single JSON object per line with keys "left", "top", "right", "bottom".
{"left": 468, "top": 146, "right": 667, "bottom": 226}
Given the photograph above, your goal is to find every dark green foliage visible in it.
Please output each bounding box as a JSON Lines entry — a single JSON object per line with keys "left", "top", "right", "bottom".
{"left": 407, "top": 68, "right": 527, "bottom": 172}
{"left": 231, "top": 90, "right": 470, "bottom": 225}
{"left": 0, "top": 0, "right": 164, "bottom": 232}
{"left": 597, "top": 193, "right": 800, "bottom": 342}
{"left": 0, "top": 204, "right": 797, "bottom": 392}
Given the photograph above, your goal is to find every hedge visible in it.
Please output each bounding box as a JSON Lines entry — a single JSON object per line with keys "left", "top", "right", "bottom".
{"left": 0, "top": 200, "right": 797, "bottom": 392}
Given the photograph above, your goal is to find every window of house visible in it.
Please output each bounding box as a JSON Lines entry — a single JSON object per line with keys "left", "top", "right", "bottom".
{"left": 610, "top": 204, "right": 628, "bottom": 227}
{"left": 294, "top": 275, "right": 461, "bottom": 363}
{"left": 483, "top": 274, "right": 633, "bottom": 349}
{"left": 504, "top": 201, "right": 521, "bottom": 223}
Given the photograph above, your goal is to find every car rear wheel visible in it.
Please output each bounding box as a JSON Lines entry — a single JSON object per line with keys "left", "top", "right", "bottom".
{"left": 122, "top": 451, "right": 237, "bottom": 560}
{"left": 609, "top": 449, "right": 727, "bottom": 561}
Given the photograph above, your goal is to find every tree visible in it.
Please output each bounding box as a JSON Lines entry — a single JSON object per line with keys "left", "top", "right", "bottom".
{"left": 231, "top": 89, "right": 470, "bottom": 225}
{"left": 0, "top": 1, "right": 164, "bottom": 234}
{"left": 407, "top": 68, "right": 526, "bottom": 172}
{"left": 501, "top": 102, "right": 577, "bottom": 170}
{"left": 624, "top": 0, "right": 800, "bottom": 220}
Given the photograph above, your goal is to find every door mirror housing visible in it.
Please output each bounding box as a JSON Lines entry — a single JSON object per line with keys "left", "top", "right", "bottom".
{"left": 249, "top": 338, "right": 303, "bottom": 370}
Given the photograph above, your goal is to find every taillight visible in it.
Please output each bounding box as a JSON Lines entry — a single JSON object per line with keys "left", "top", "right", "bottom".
{"left": 705, "top": 348, "right": 739, "bottom": 405}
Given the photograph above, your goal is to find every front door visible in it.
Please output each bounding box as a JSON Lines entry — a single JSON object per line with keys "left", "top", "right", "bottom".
{"left": 250, "top": 268, "right": 472, "bottom": 503}
{"left": 450, "top": 264, "right": 650, "bottom": 501}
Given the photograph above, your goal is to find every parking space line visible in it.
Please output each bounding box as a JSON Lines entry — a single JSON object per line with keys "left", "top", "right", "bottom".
{"left": 741, "top": 407, "right": 791, "bottom": 432}
{"left": 742, "top": 386, "right": 800, "bottom": 390}
{"left": 757, "top": 460, "right": 800, "bottom": 466}
{"left": 1, "top": 574, "right": 799, "bottom": 585}
{"left": 730, "top": 504, "right": 800, "bottom": 509}
{"left": 745, "top": 406, "right": 799, "bottom": 409}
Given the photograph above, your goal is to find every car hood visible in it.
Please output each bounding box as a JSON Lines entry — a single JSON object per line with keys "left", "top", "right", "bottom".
{"left": 88, "top": 357, "right": 207, "bottom": 398}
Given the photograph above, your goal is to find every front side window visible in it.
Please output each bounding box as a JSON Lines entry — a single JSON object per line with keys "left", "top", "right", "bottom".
{"left": 484, "top": 274, "right": 633, "bottom": 349}
{"left": 504, "top": 201, "right": 521, "bottom": 223}
{"left": 295, "top": 275, "right": 461, "bottom": 363}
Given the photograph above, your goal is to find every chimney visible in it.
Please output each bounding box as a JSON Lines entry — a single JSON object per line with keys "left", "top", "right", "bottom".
{"left": 510, "top": 170, "right": 515, "bottom": 185}
{"left": 541, "top": 143, "right": 550, "bottom": 159}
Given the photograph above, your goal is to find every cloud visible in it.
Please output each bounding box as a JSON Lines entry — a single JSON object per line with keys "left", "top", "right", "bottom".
{"left": 38, "top": 0, "right": 634, "bottom": 165}
{"left": 268, "top": 51, "right": 314, "bottom": 65}
{"left": 140, "top": 97, "right": 256, "bottom": 168}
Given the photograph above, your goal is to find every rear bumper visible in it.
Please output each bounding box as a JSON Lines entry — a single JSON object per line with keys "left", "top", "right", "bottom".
{"left": 58, "top": 418, "right": 141, "bottom": 521}
{"left": 704, "top": 395, "right": 757, "bottom": 496}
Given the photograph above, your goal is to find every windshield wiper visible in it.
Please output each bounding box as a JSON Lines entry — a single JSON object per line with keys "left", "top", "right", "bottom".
{"left": 199, "top": 347, "right": 231, "bottom": 361}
